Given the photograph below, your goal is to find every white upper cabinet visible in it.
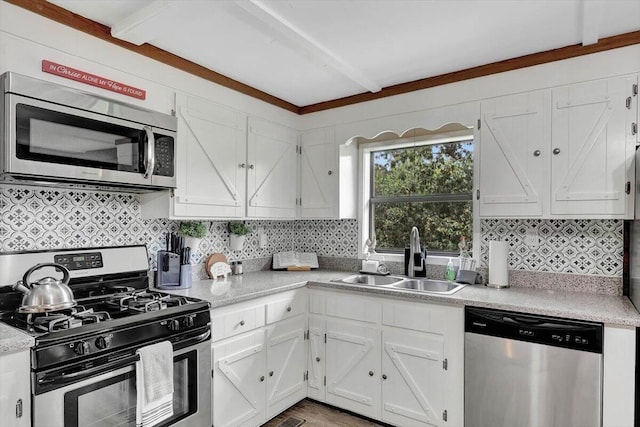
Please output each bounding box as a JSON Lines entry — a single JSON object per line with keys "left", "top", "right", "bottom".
{"left": 174, "top": 92, "right": 247, "bottom": 218}
{"left": 299, "top": 128, "right": 338, "bottom": 218}
{"left": 479, "top": 91, "right": 549, "bottom": 217}
{"left": 246, "top": 117, "right": 298, "bottom": 219}
{"left": 550, "top": 77, "right": 636, "bottom": 217}
{"left": 479, "top": 76, "right": 637, "bottom": 219}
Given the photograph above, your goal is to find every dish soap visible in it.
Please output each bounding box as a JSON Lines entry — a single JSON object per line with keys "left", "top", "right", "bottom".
{"left": 445, "top": 258, "right": 456, "bottom": 281}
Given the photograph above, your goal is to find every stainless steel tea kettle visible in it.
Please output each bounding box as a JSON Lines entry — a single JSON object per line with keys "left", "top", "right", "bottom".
{"left": 13, "top": 263, "right": 76, "bottom": 313}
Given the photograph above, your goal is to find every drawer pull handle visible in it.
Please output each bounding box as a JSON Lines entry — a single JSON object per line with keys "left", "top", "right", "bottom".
{"left": 239, "top": 320, "right": 245, "bottom": 326}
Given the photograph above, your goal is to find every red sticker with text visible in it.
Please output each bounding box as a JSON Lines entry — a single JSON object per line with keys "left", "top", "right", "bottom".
{"left": 42, "top": 60, "right": 146, "bottom": 100}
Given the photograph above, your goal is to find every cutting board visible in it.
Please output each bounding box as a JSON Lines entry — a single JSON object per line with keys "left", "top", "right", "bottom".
{"left": 205, "top": 253, "right": 228, "bottom": 278}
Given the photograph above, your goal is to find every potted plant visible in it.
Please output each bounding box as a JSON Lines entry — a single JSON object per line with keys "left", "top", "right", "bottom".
{"left": 228, "top": 221, "right": 251, "bottom": 251}
{"left": 178, "top": 221, "right": 207, "bottom": 250}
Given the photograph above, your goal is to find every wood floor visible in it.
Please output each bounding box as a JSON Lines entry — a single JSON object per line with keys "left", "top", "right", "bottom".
{"left": 262, "top": 399, "right": 387, "bottom": 427}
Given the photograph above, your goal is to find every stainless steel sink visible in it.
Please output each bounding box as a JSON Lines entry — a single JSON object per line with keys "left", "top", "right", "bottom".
{"left": 332, "top": 274, "right": 405, "bottom": 286}
{"left": 390, "top": 279, "right": 466, "bottom": 294}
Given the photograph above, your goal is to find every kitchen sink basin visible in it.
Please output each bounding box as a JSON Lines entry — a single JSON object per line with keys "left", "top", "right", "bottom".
{"left": 332, "top": 274, "right": 405, "bottom": 286}
{"left": 390, "top": 279, "right": 466, "bottom": 295}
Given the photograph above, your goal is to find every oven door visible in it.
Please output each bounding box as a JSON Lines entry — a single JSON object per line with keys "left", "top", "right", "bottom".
{"left": 32, "top": 339, "right": 211, "bottom": 427}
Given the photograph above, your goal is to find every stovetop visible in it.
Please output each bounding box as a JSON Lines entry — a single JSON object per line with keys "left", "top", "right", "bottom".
{"left": 5, "top": 288, "right": 203, "bottom": 336}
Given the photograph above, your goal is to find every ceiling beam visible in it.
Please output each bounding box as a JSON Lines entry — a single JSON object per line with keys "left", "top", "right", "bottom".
{"left": 581, "top": 0, "right": 602, "bottom": 46}
{"left": 110, "top": 0, "right": 174, "bottom": 46}
{"left": 233, "top": 0, "right": 382, "bottom": 94}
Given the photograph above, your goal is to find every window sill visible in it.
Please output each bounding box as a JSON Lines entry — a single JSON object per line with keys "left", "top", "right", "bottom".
{"left": 365, "top": 252, "right": 457, "bottom": 266}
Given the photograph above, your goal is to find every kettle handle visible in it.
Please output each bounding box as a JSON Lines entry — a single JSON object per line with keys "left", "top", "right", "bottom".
{"left": 22, "top": 263, "right": 70, "bottom": 286}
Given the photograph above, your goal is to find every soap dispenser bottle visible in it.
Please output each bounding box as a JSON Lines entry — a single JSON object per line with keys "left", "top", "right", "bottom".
{"left": 445, "top": 258, "right": 456, "bottom": 281}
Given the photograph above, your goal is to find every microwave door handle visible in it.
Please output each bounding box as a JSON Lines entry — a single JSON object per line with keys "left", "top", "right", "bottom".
{"left": 143, "top": 126, "right": 155, "bottom": 179}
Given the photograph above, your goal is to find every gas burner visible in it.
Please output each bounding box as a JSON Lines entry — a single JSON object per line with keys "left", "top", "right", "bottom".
{"left": 23, "top": 306, "right": 112, "bottom": 333}
{"left": 106, "top": 290, "right": 190, "bottom": 313}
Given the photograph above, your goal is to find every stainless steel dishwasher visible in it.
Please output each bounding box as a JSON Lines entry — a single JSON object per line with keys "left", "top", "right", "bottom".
{"left": 465, "top": 307, "right": 603, "bottom": 427}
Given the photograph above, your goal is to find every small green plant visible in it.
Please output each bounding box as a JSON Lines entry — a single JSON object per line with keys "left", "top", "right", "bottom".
{"left": 178, "top": 221, "right": 207, "bottom": 238}
{"left": 228, "top": 221, "right": 251, "bottom": 236}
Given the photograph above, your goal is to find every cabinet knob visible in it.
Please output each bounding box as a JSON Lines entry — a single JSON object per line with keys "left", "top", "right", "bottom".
{"left": 382, "top": 374, "right": 387, "bottom": 380}
{"left": 286, "top": 306, "right": 292, "bottom": 312}
{"left": 316, "top": 357, "right": 321, "bottom": 362}
{"left": 239, "top": 320, "right": 245, "bottom": 326}
{"left": 328, "top": 170, "right": 333, "bottom": 175}
{"left": 249, "top": 164, "right": 255, "bottom": 169}
{"left": 269, "top": 370, "right": 274, "bottom": 377}
{"left": 553, "top": 148, "right": 561, "bottom": 155}
{"left": 239, "top": 163, "right": 246, "bottom": 168}
{"left": 533, "top": 150, "right": 541, "bottom": 157}
{"left": 260, "top": 375, "right": 265, "bottom": 382}
{"left": 369, "top": 371, "right": 374, "bottom": 376}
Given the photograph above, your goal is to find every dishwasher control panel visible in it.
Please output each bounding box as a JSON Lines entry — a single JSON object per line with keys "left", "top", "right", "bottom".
{"left": 465, "top": 307, "right": 603, "bottom": 353}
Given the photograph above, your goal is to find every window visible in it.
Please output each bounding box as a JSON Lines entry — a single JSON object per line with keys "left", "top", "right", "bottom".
{"left": 363, "top": 131, "right": 473, "bottom": 256}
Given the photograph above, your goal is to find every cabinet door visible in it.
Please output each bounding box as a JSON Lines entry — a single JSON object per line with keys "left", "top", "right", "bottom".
{"left": 299, "top": 128, "right": 337, "bottom": 218}
{"left": 0, "top": 350, "right": 30, "bottom": 427}
{"left": 247, "top": 117, "right": 298, "bottom": 218}
{"left": 307, "top": 314, "right": 326, "bottom": 402}
{"left": 174, "top": 93, "right": 247, "bottom": 218}
{"left": 551, "top": 77, "right": 636, "bottom": 216}
{"left": 265, "top": 316, "right": 306, "bottom": 419}
{"left": 381, "top": 328, "right": 445, "bottom": 427}
{"left": 479, "top": 91, "right": 550, "bottom": 217}
{"left": 212, "top": 330, "right": 266, "bottom": 427}
{"left": 325, "top": 319, "right": 381, "bottom": 419}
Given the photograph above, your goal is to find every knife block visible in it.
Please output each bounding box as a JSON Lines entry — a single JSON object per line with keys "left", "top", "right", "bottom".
{"left": 156, "top": 250, "right": 181, "bottom": 289}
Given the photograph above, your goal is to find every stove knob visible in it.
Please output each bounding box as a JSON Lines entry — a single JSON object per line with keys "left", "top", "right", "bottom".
{"left": 183, "top": 316, "right": 195, "bottom": 328}
{"left": 74, "top": 341, "right": 90, "bottom": 356}
{"left": 95, "top": 336, "right": 112, "bottom": 350}
{"left": 168, "top": 319, "right": 181, "bottom": 331}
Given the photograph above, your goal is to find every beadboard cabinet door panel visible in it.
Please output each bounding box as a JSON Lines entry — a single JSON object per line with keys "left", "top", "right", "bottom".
{"left": 307, "top": 314, "right": 326, "bottom": 402}
{"left": 478, "top": 91, "right": 549, "bottom": 217}
{"left": 551, "top": 77, "right": 635, "bottom": 217}
{"left": 299, "top": 128, "right": 338, "bottom": 218}
{"left": 247, "top": 117, "right": 298, "bottom": 219}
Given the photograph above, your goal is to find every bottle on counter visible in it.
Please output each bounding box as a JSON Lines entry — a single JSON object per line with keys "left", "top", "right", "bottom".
{"left": 234, "top": 261, "right": 243, "bottom": 275}
{"left": 445, "top": 258, "right": 456, "bottom": 281}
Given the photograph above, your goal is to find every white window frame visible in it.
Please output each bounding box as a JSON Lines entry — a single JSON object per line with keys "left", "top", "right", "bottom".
{"left": 358, "top": 129, "right": 480, "bottom": 266}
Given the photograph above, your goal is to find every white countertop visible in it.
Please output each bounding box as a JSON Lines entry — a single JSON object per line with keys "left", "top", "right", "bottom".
{"left": 4, "top": 269, "right": 639, "bottom": 355}
{"left": 162, "top": 269, "right": 640, "bottom": 327}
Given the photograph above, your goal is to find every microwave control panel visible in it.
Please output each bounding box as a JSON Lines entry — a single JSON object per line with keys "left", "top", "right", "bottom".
{"left": 154, "top": 136, "right": 175, "bottom": 177}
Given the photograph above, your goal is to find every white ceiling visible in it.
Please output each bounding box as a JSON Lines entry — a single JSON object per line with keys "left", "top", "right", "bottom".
{"left": 48, "top": 0, "right": 640, "bottom": 107}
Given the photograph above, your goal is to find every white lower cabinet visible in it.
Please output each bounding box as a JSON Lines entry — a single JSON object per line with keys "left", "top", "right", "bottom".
{"left": 211, "top": 290, "right": 307, "bottom": 427}
{"left": 0, "top": 349, "right": 31, "bottom": 427}
{"left": 308, "top": 289, "right": 464, "bottom": 427}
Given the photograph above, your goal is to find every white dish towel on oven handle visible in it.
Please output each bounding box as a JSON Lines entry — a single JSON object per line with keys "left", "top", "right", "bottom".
{"left": 135, "top": 341, "right": 174, "bottom": 427}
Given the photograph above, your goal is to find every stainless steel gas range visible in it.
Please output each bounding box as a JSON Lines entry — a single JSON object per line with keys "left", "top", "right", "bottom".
{"left": 0, "top": 245, "right": 211, "bottom": 427}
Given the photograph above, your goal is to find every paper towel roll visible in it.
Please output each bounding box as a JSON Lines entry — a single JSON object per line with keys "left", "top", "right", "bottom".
{"left": 488, "top": 240, "right": 509, "bottom": 288}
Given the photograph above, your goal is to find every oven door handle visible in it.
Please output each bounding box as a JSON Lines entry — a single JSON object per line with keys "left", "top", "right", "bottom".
{"left": 172, "top": 328, "right": 211, "bottom": 350}
{"left": 38, "top": 354, "right": 140, "bottom": 387}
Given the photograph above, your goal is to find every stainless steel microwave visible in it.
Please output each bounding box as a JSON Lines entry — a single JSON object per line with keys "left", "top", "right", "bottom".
{"left": 0, "top": 72, "right": 177, "bottom": 191}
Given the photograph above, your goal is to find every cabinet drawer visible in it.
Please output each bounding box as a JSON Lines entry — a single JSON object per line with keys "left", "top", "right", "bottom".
{"left": 326, "top": 293, "right": 381, "bottom": 324}
{"left": 211, "top": 305, "right": 265, "bottom": 341}
{"left": 266, "top": 293, "right": 307, "bottom": 324}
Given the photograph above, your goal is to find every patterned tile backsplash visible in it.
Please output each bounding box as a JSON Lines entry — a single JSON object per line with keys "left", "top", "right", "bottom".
{"left": 480, "top": 219, "right": 623, "bottom": 277}
{"left": 0, "top": 186, "right": 624, "bottom": 280}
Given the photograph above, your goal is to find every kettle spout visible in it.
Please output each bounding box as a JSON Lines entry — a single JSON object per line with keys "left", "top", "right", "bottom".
{"left": 12, "top": 281, "right": 30, "bottom": 294}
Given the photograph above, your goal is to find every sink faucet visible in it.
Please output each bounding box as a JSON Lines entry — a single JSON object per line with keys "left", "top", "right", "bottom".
{"left": 407, "top": 227, "right": 426, "bottom": 278}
